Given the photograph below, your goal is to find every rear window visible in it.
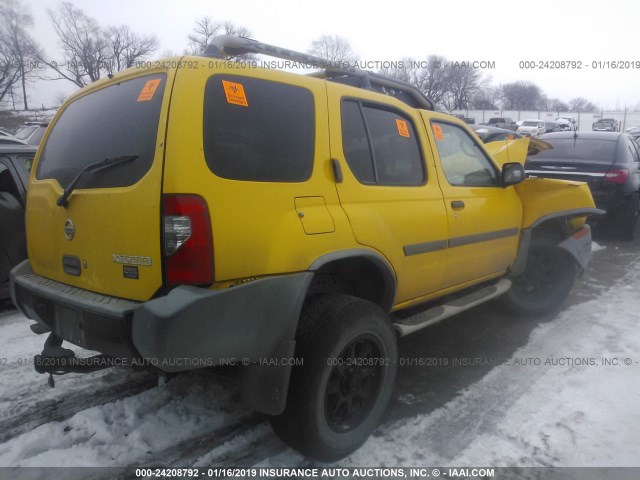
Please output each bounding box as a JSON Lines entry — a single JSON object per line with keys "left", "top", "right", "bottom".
{"left": 36, "top": 74, "right": 166, "bottom": 188}
{"left": 203, "top": 75, "right": 314, "bottom": 182}
{"left": 531, "top": 138, "right": 617, "bottom": 161}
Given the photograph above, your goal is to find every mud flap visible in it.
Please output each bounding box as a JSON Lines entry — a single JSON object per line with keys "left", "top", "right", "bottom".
{"left": 558, "top": 224, "right": 592, "bottom": 271}
{"left": 239, "top": 340, "right": 296, "bottom": 416}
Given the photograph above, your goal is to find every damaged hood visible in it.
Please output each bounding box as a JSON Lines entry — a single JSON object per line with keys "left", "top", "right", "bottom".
{"left": 484, "top": 136, "right": 552, "bottom": 165}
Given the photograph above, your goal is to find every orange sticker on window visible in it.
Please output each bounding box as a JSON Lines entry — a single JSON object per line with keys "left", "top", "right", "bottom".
{"left": 222, "top": 80, "right": 248, "bottom": 107}
{"left": 507, "top": 134, "right": 514, "bottom": 140}
{"left": 396, "top": 119, "right": 410, "bottom": 138}
{"left": 137, "top": 79, "right": 162, "bottom": 102}
{"left": 432, "top": 124, "right": 444, "bottom": 141}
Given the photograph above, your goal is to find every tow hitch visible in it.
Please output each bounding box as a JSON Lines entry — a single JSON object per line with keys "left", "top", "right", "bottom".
{"left": 35, "top": 333, "right": 114, "bottom": 387}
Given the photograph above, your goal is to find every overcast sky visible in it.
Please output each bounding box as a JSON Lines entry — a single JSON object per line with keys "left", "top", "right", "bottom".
{"left": 20, "top": 0, "right": 640, "bottom": 111}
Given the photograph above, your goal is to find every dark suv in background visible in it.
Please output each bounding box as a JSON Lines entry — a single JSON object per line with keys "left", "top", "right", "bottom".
{"left": 525, "top": 131, "right": 640, "bottom": 239}
{"left": 0, "top": 144, "right": 37, "bottom": 299}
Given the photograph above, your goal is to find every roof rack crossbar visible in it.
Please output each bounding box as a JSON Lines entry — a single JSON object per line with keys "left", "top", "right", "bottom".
{"left": 204, "top": 35, "right": 434, "bottom": 110}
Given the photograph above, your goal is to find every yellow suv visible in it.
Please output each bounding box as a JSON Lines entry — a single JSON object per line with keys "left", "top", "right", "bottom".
{"left": 11, "top": 36, "right": 600, "bottom": 461}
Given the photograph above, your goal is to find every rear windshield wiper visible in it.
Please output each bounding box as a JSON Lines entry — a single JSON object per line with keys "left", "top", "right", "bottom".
{"left": 56, "top": 155, "right": 139, "bottom": 208}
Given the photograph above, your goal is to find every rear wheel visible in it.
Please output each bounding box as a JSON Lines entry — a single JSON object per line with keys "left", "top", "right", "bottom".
{"left": 501, "top": 230, "right": 576, "bottom": 316}
{"left": 270, "top": 295, "right": 397, "bottom": 461}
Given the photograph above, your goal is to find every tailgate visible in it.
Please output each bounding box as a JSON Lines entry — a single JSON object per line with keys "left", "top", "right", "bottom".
{"left": 26, "top": 70, "right": 174, "bottom": 301}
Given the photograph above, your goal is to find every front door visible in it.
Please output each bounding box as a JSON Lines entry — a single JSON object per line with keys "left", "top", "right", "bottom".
{"left": 423, "top": 116, "right": 522, "bottom": 287}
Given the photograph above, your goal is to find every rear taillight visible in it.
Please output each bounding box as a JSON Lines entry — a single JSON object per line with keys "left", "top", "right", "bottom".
{"left": 603, "top": 169, "right": 629, "bottom": 184}
{"left": 162, "top": 194, "right": 214, "bottom": 285}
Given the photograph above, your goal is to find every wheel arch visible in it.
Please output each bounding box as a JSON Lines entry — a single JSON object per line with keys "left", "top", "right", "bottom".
{"left": 511, "top": 208, "right": 601, "bottom": 276}
{"left": 307, "top": 249, "right": 397, "bottom": 312}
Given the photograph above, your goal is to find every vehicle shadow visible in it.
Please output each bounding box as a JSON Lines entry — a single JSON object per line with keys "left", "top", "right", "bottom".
{"left": 383, "top": 233, "right": 640, "bottom": 424}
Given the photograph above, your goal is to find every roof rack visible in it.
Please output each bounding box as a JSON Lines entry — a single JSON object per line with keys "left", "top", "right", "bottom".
{"left": 203, "top": 35, "right": 434, "bottom": 111}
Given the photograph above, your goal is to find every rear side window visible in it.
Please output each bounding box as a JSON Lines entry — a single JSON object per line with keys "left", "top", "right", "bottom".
{"left": 203, "top": 75, "right": 315, "bottom": 182}
{"left": 341, "top": 99, "right": 425, "bottom": 185}
{"left": 37, "top": 74, "right": 166, "bottom": 188}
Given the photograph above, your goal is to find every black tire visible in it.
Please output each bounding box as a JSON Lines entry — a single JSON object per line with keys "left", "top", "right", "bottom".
{"left": 501, "top": 230, "right": 576, "bottom": 316}
{"left": 616, "top": 193, "right": 639, "bottom": 241}
{"left": 270, "top": 294, "right": 397, "bottom": 461}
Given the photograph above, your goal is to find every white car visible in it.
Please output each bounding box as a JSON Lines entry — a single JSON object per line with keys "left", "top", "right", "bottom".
{"left": 555, "top": 116, "right": 578, "bottom": 131}
{"left": 517, "top": 119, "right": 546, "bottom": 137}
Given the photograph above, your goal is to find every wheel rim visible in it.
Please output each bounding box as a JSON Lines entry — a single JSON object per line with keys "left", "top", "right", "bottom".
{"left": 324, "top": 334, "right": 384, "bottom": 433}
{"left": 512, "top": 247, "right": 560, "bottom": 300}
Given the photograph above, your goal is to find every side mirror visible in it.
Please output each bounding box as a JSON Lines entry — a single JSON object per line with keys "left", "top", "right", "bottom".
{"left": 502, "top": 162, "right": 525, "bottom": 187}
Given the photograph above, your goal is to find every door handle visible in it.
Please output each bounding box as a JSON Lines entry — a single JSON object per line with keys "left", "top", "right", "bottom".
{"left": 451, "top": 200, "right": 465, "bottom": 209}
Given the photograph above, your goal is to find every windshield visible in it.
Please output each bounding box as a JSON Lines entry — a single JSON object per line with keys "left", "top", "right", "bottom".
{"left": 522, "top": 121, "right": 539, "bottom": 127}
{"left": 36, "top": 74, "right": 166, "bottom": 189}
{"left": 14, "top": 126, "right": 37, "bottom": 141}
{"left": 529, "top": 138, "right": 617, "bottom": 161}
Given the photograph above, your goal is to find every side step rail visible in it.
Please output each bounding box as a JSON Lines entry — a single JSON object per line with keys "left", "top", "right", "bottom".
{"left": 393, "top": 279, "right": 511, "bottom": 337}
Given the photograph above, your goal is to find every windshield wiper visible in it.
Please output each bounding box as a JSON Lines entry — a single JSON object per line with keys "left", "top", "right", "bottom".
{"left": 56, "top": 155, "right": 139, "bottom": 208}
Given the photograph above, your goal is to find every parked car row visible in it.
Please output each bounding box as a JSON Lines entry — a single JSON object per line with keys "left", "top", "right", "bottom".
{"left": 0, "top": 122, "right": 49, "bottom": 146}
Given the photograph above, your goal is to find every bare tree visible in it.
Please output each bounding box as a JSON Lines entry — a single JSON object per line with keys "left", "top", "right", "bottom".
{"left": 501, "top": 81, "right": 544, "bottom": 110}
{"left": 381, "top": 55, "right": 449, "bottom": 105}
{"left": 35, "top": 3, "right": 158, "bottom": 88}
{"left": 106, "top": 25, "right": 158, "bottom": 73}
{"left": 541, "top": 96, "right": 569, "bottom": 112}
{"left": 569, "top": 97, "right": 598, "bottom": 113}
{"left": 187, "top": 17, "right": 252, "bottom": 55}
{"left": 0, "top": 0, "right": 38, "bottom": 109}
{"left": 308, "top": 35, "right": 358, "bottom": 64}
{"left": 0, "top": 37, "right": 21, "bottom": 106}
{"left": 472, "top": 86, "right": 501, "bottom": 110}
{"left": 443, "top": 65, "right": 486, "bottom": 111}
{"left": 40, "top": 2, "right": 110, "bottom": 87}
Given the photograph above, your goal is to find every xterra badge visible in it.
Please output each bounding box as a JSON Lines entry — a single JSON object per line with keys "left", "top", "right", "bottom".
{"left": 112, "top": 255, "right": 152, "bottom": 266}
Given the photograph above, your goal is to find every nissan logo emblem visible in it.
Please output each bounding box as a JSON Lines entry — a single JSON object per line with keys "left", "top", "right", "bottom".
{"left": 64, "top": 219, "right": 75, "bottom": 241}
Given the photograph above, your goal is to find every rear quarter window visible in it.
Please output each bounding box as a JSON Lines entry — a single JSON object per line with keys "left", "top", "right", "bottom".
{"left": 203, "top": 75, "right": 315, "bottom": 182}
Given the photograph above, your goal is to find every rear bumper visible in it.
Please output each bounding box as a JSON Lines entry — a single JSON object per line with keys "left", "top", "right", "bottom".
{"left": 10, "top": 260, "right": 312, "bottom": 372}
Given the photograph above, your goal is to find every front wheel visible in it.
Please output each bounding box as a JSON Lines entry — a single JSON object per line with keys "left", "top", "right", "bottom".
{"left": 270, "top": 295, "right": 397, "bottom": 462}
{"left": 501, "top": 230, "right": 577, "bottom": 316}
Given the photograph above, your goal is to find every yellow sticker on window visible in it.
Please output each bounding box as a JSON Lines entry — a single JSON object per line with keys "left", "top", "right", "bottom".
{"left": 396, "top": 119, "right": 410, "bottom": 138}
{"left": 222, "top": 80, "right": 249, "bottom": 107}
{"left": 137, "top": 79, "right": 162, "bottom": 102}
{"left": 432, "top": 124, "right": 444, "bottom": 141}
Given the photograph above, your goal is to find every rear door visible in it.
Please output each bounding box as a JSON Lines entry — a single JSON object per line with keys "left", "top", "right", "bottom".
{"left": 27, "top": 69, "right": 175, "bottom": 301}
{"left": 327, "top": 84, "right": 448, "bottom": 305}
